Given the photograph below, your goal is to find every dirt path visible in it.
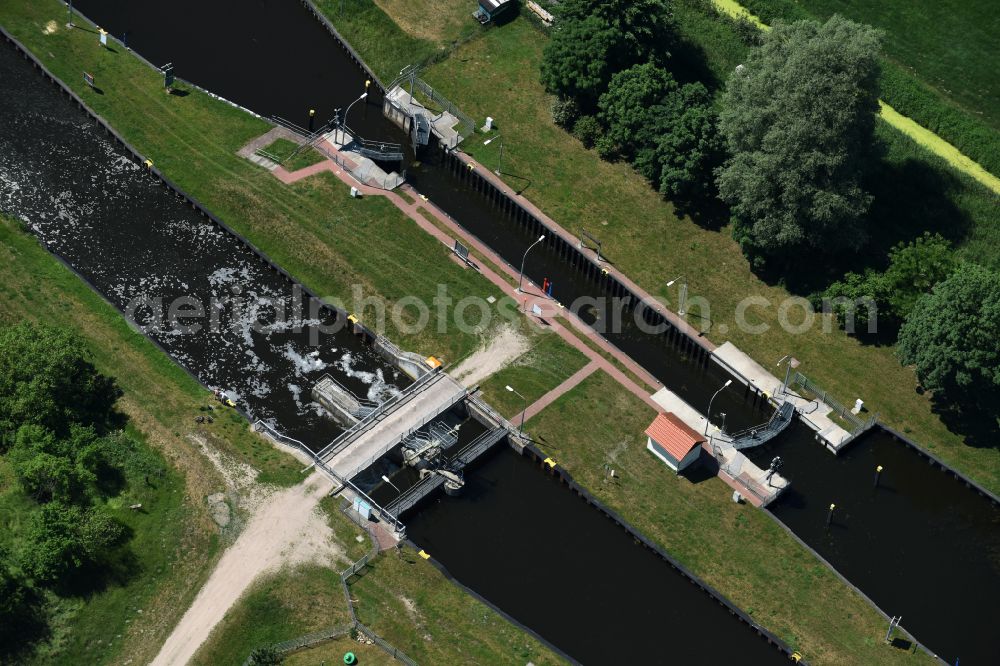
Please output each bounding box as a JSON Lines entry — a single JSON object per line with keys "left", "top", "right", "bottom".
{"left": 150, "top": 471, "right": 341, "bottom": 666}
{"left": 450, "top": 324, "right": 530, "bottom": 388}
{"left": 710, "top": 0, "right": 1000, "bottom": 195}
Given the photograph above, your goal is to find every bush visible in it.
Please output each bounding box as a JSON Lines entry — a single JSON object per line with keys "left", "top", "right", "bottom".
{"left": 572, "top": 115, "right": 602, "bottom": 148}
{"left": 551, "top": 96, "right": 581, "bottom": 129}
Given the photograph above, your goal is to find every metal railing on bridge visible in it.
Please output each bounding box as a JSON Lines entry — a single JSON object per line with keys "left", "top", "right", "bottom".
{"left": 729, "top": 401, "right": 796, "bottom": 451}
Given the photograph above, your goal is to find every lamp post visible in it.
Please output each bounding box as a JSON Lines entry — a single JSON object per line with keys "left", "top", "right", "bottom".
{"left": 776, "top": 355, "right": 800, "bottom": 395}
{"left": 381, "top": 474, "right": 401, "bottom": 495}
{"left": 705, "top": 379, "right": 733, "bottom": 435}
{"left": 344, "top": 91, "right": 368, "bottom": 130}
{"left": 516, "top": 235, "right": 545, "bottom": 294}
{"left": 483, "top": 134, "right": 503, "bottom": 175}
{"left": 505, "top": 385, "right": 527, "bottom": 435}
{"left": 666, "top": 276, "right": 688, "bottom": 316}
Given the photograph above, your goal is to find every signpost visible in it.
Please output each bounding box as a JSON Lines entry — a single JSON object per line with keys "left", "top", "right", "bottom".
{"left": 161, "top": 63, "right": 174, "bottom": 90}
{"left": 453, "top": 240, "right": 470, "bottom": 264}
{"left": 83, "top": 71, "right": 95, "bottom": 88}
{"left": 98, "top": 28, "right": 108, "bottom": 47}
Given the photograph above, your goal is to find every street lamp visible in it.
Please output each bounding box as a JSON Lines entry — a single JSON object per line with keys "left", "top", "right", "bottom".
{"left": 344, "top": 91, "right": 368, "bottom": 128}
{"left": 505, "top": 385, "right": 527, "bottom": 435}
{"left": 381, "top": 474, "right": 401, "bottom": 495}
{"left": 516, "top": 235, "right": 545, "bottom": 294}
{"left": 483, "top": 134, "right": 504, "bottom": 175}
{"left": 776, "top": 355, "right": 800, "bottom": 395}
{"left": 705, "top": 379, "right": 733, "bottom": 435}
{"left": 666, "top": 276, "right": 688, "bottom": 316}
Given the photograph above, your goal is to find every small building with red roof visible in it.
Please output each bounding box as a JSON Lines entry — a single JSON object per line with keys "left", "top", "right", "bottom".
{"left": 645, "top": 412, "right": 706, "bottom": 473}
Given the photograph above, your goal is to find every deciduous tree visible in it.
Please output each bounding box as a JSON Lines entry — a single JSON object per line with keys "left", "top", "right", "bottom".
{"left": 897, "top": 263, "right": 1000, "bottom": 412}
{"left": 717, "top": 16, "right": 882, "bottom": 259}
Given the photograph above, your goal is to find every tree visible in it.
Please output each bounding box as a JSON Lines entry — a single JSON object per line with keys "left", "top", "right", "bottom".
{"left": 558, "top": 0, "right": 675, "bottom": 63}
{"left": 716, "top": 16, "right": 882, "bottom": 259}
{"left": 897, "top": 263, "right": 1000, "bottom": 412}
{"left": 541, "top": 0, "right": 676, "bottom": 107}
{"left": 655, "top": 83, "right": 723, "bottom": 204}
{"left": 598, "top": 63, "right": 678, "bottom": 170}
{"left": 540, "top": 14, "right": 625, "bottom": 106}
{"left": 824, "top": 232, "right": 956, "bottom": 333}
{"left": 19, "top": 502, "right": 124, "bottom": 585}
{"left": 0, "top": 323, "right": 121, "bottom": 437}
{"left": 248, "top": 646, "right": 283, "bottom": 666}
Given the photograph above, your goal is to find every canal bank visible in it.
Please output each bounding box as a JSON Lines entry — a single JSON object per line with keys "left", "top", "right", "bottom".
{"left": 5, "top": 2, "right": 992, "bottom": 660}
{"left": 0, "top": 29, "right": 408, "bottom": 450}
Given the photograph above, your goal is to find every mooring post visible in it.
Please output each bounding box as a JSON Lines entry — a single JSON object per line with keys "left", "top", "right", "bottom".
{"left": 874, "top": 465, "right": 883, "bottom": 488}
{"left": 827, "top": 503, "right": 836, "bottom": 527}
{"left": 308, "top": 108, "right": 315, "bottom": 131}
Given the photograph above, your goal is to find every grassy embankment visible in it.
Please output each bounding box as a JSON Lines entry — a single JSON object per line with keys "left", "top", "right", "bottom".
{"left": 524, "top": 372, "right": 930, "bottom": 664}
{"left": 191, "top": 503, "right": 563, "bottom": 664}
{"left": 321, "top": 2, "right": 1000, "bottom": 494}
{"left": 738, "top": 0, "right": 1000, "bottom": 178}
{"left": 1, "top": 0, "right": 505, "bottom": 365}
{"left": 0, "top": 212, "right": 303, "bottom": 665}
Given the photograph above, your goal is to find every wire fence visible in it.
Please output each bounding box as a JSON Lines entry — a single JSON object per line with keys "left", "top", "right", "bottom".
{"left": 789, "top": 371, "right": 871, "bottom": 432}
{"left": 241, "top": 501, "right": 416, "bottom": 665}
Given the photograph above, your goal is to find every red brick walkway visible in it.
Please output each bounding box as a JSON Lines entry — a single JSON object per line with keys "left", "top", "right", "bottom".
{"left": 264, "top": 146, "right": 663, "bottom": 415}
{"left": 511, "top": 359, "right": 600, "bottom": 426}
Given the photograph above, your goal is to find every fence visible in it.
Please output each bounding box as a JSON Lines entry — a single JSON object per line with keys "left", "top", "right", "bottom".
{"left": 387, "top": 66, "right": 476, "bottom": 140}
{"left": 241, "top": 502, "right": 417, "bottom": 665}
{"left": 788, "top": 371, "right": 870, "bottom": 432}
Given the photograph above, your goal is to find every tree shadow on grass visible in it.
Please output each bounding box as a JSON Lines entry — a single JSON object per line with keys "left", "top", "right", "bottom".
{"left": 670, "top": 36, "right": 722, "bottom": 92}
{"left": 53, "top": 534, "right": 140, "bottom": 599}
{"left": 0, "top": 585, "right": 50, "bottom": 663}
{"left": 931, "top": 397, "right": 1000, "bottom": 451}
{"left": 747, "top": 153, "right": 974, "bottom": 297}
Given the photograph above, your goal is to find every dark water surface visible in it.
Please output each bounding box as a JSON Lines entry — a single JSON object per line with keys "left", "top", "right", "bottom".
{"left": 406, "top": 447, "right": 789, "bottom": 664}
{"left": 0, "top": 41, "right": 405, "bottom": 449}
{"left": 746, "top": 425, "right": 1000, "bottom": 664}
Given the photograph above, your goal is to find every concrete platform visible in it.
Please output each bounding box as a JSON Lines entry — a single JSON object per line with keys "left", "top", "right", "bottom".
{"left": 712, "top": 342, "right": 852, "bottom": 451}
{"left": 385, "top": 86, "right": 462, "bottom": 148}
{"left": 323, "top": 372, "right": 467, "bottom": 480}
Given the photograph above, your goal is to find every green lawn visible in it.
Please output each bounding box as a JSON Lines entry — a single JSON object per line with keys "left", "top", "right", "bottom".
{"left": 261, "top": 137, "right": 326, "bottom": 171}
{"left": 743, "top": 0, "right": 1000, "bottom": 133}
{"left": 477, "top": 328, "right": 590, "bottom": 418}
{"left": 313, "top": 0, "right": 488, "bottom": 81}
{"left": 191, "top": 564, "right": 353, "bottom": 665}
{"left": 525, "top": 371, "right": 930, "bottom": 664}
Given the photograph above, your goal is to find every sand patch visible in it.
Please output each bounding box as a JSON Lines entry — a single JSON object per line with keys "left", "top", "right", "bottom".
{"left": 450, "top": 324, "right": 529, "bottom": 387}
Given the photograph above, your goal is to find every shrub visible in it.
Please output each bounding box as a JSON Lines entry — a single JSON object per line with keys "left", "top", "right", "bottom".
{"left": 551, "top": 96, "right": 581, "bottom": 129}
{"left": 572, "top": 115, "right": 602, "bottom": 148}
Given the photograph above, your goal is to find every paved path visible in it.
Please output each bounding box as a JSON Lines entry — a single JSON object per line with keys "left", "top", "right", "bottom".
{"left": 511, "top": 360, "right": 600, "bottom": 425}
{"left": 151, "top": 471, "right": 338, "bottom": 666}
{"left": 710, "top": 0, "right": 1000, "bottom": 195}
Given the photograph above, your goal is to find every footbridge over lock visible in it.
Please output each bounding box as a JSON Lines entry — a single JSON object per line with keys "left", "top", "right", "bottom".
{"left": 314, "top": 367, "right": 468, "bottom": 482}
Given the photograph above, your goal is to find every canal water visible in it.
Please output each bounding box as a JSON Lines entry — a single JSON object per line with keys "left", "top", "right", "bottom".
{"left": 406, "top": 447, "right": 788, "bottom": 663}
{"left": 0, "top": 41, "right": 406, "bottom": 450}
{"left": 745, "top": 424, "right": 1000, "bottom": 664}
{"left": 24, "top": 2, "right": 1000, "bottom": 662}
